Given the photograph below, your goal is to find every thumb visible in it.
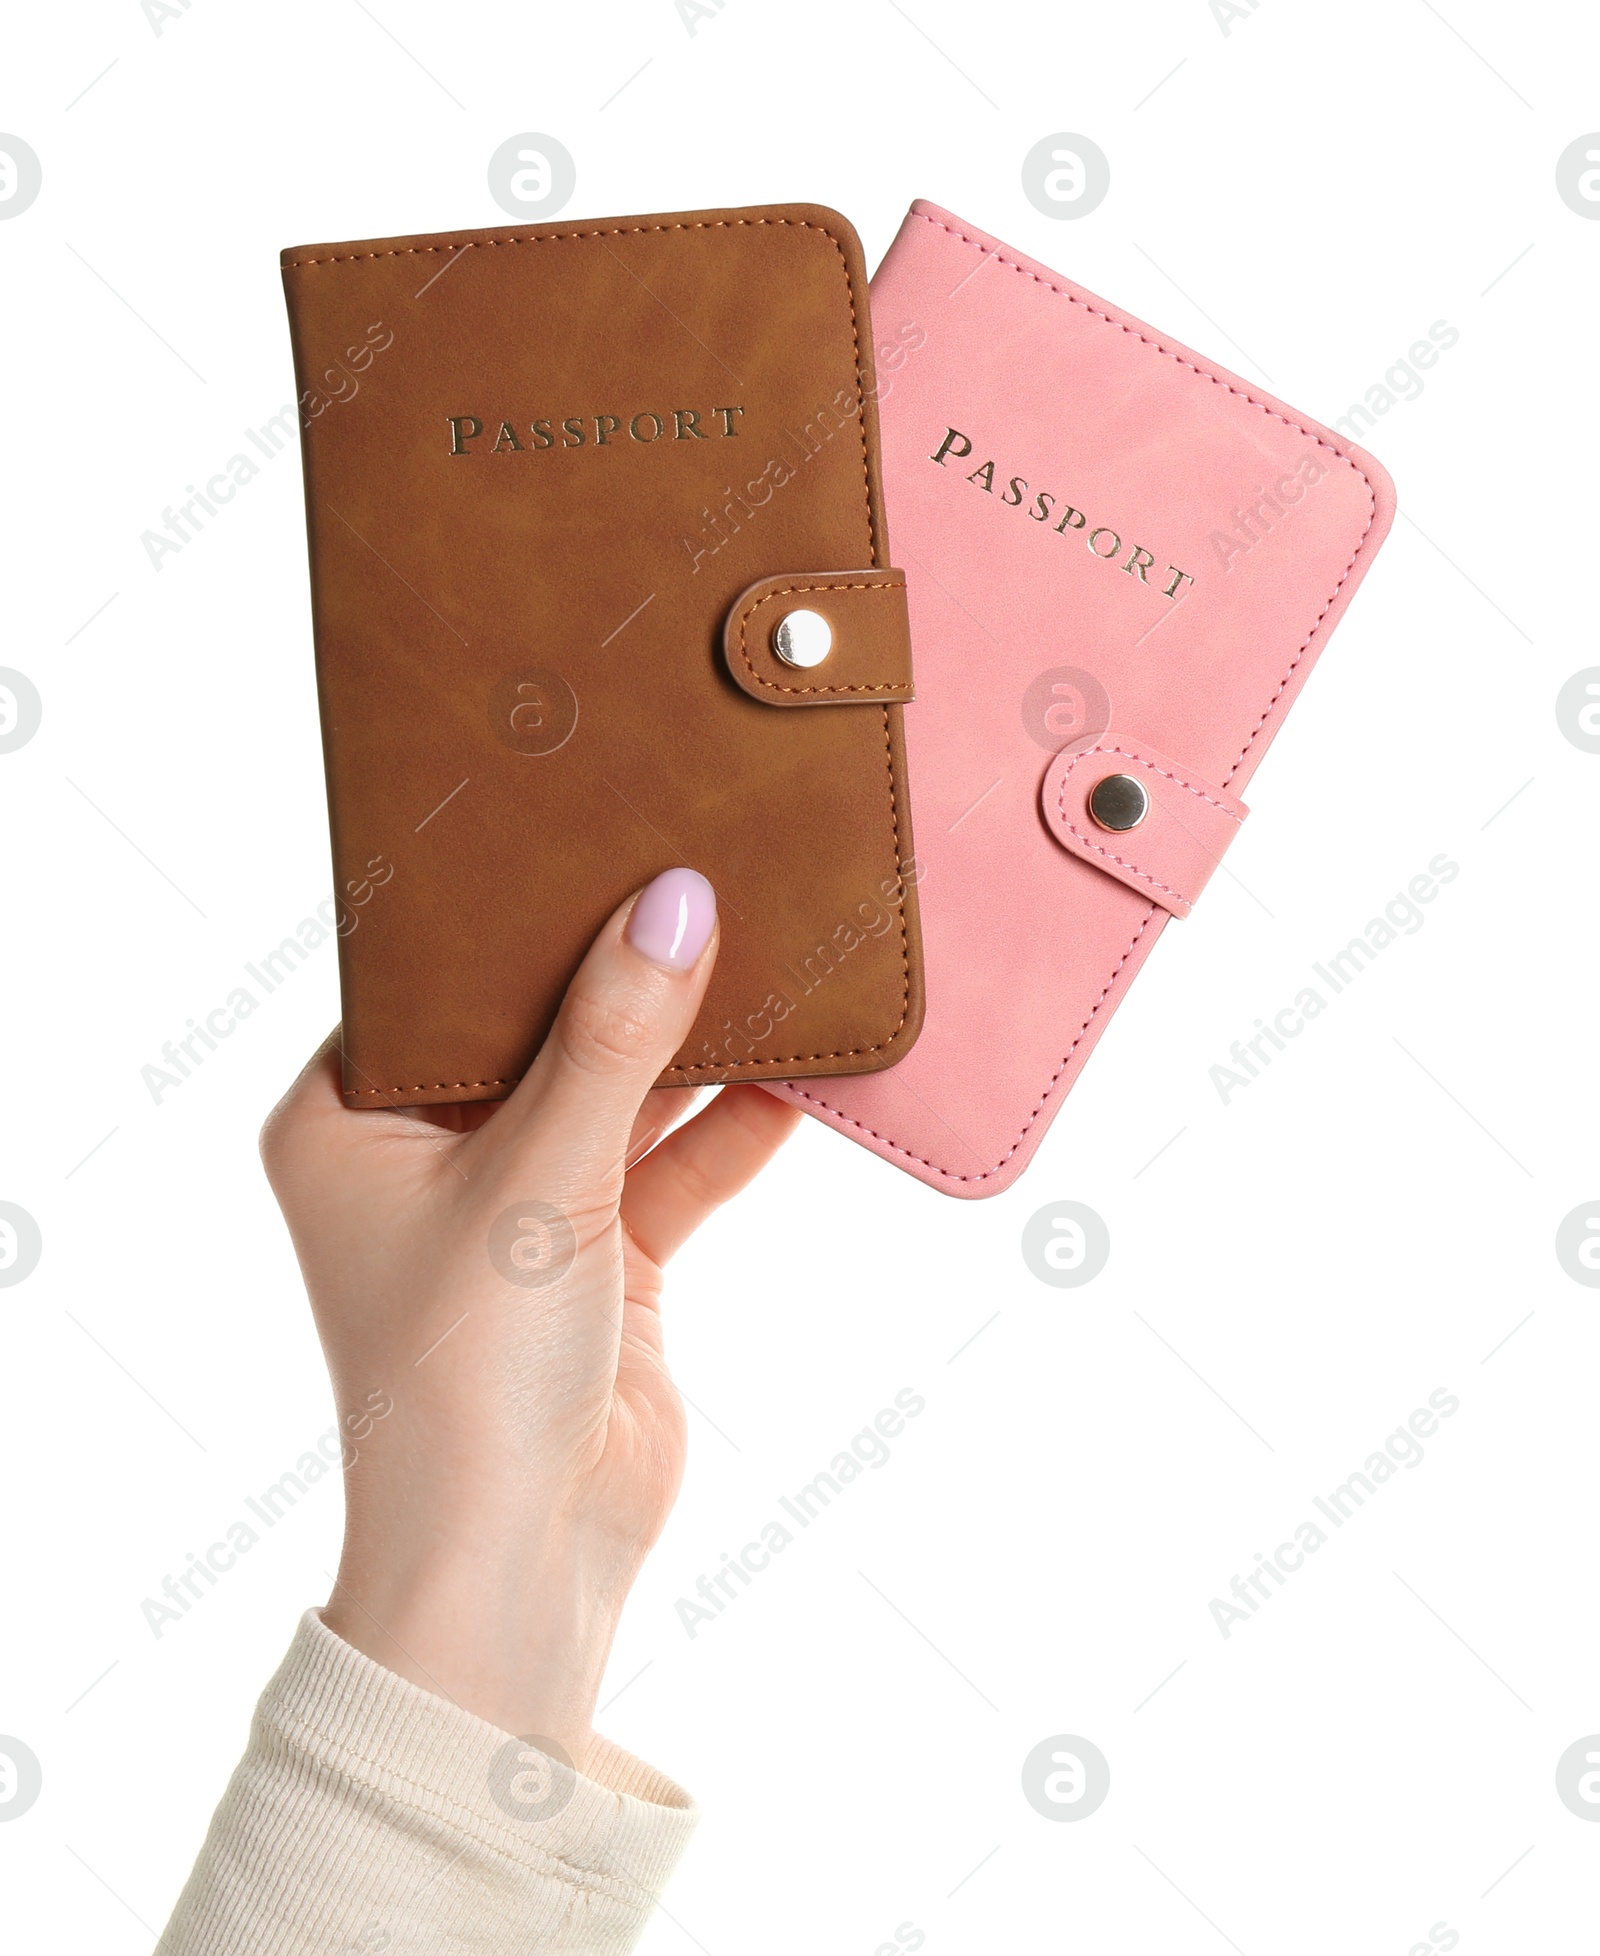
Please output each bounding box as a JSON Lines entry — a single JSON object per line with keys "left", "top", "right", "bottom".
{"left": 483, "top": 867, "right": 719, "bottom": 1179}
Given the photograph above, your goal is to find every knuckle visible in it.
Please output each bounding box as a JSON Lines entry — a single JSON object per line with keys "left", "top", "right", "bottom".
{"left": 257, "top": 1102, "right": 296, "bottom": 1186}
{"left": 558, "top": 989, "right": 660, "bottom": 1076}
{"left": 672, "top": 1149, "right": 732, "bottom": 1216}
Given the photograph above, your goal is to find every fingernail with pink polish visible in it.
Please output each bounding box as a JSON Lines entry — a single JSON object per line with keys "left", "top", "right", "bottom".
{"left": 627, "top": 867, "right": 716, "bottom": 970}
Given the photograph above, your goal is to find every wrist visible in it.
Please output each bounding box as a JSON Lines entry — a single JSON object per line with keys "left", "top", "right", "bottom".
{"left": 324, "top": 1513, "right": 633, "bottom": 1768}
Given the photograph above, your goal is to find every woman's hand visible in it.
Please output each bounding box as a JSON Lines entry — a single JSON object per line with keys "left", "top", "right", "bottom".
{"left": 258, "top": 868, "right": 798, "bottom": 1767}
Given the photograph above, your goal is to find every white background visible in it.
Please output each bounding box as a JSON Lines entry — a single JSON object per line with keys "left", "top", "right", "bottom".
{"left": 3, "top": 1, "right": 1597, "bottom": 1950}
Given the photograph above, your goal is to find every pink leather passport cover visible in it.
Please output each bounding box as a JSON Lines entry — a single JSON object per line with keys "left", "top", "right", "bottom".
{"left": 767, "top": 201, "right": 1395, "bottom": 1198}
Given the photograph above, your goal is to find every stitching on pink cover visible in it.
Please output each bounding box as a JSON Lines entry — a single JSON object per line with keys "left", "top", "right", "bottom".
{"left": 1051, "top": 745, "right": 1243, "bottom": 907}
{"left": 1059, "top": 745, "right": 1241, "bottom": 816}
{"left": 795, "top": 212, "right": 1382, "bottom": 1186}
{"left": 789, "top": 907, "right": 1161, "bottom": 1183}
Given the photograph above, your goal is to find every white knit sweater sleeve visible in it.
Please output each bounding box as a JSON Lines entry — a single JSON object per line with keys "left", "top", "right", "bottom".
{"left": 156, "top": 1610, "right": 697, "bottom": 1955}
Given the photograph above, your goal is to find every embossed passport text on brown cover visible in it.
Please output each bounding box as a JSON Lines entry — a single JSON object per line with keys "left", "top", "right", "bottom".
{"left": 281, "top": 204, "right": 924, "bottom": 1107}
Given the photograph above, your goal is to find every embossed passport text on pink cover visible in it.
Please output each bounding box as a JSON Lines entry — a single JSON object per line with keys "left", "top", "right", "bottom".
{"left": 768, "top": 201, "right": 1395, "bottom": 1198}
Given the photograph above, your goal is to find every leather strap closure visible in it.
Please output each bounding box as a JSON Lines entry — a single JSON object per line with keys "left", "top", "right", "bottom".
{"left": 1041, "top": 738, "right": 1249, "bottom": 919}
{"left": 722, "top": 568, "right": 914, "bottom": 707}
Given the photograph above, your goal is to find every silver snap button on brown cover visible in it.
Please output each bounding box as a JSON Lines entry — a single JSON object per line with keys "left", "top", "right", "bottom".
{"left": 772, "top": 608, "right": 833, "bottom": 668}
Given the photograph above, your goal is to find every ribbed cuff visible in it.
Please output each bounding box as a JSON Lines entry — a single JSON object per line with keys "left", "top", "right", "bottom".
{"left": 157, "top": 1609, "right": 697, "bottom": 1955}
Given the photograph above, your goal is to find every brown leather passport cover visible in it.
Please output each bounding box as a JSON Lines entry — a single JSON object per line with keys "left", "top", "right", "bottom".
{"left": 280, "top": 204, "right": 924, "bottom": 1106}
